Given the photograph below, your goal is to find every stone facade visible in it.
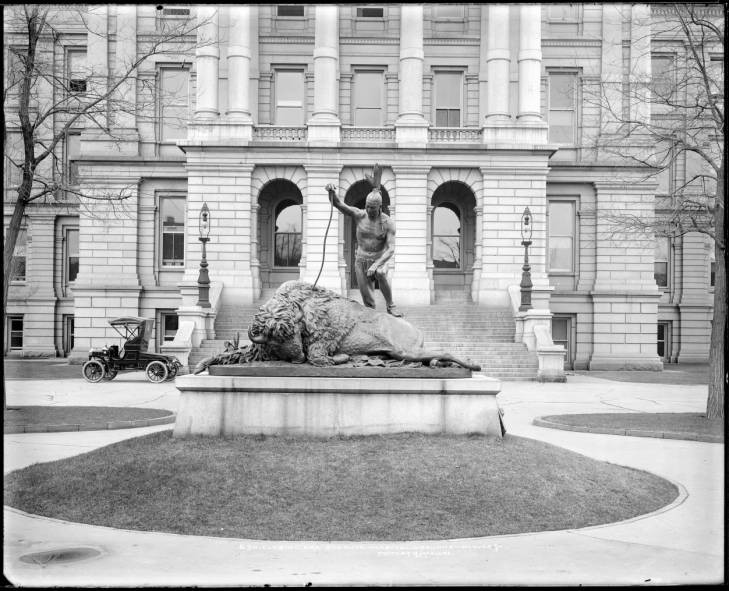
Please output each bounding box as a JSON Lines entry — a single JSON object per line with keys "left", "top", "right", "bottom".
{"left": 4, "top": 4, "right": 719, "bottom": 371}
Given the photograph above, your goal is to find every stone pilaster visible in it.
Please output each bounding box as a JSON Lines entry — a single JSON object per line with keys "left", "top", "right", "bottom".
{"left": 307, "top": 5, "right": 340, "bottom": 145}
{"left": 589, "top": 180, "right": 662, "bottom": 370}
{"left": 183, "top": 162, "right": 257, "bottom": 305}
{"left": 630, "top": 4, "right": 651, "bottom": 124}
{"left": 517, "top": 4, "right": 543, "bottom": 122}
{"left": 80, "top": 6, "right": 112, "bottom": 155}
{"left": 677, "top": 233, "right": 712, "bottom": 362}
{"left": 69, "top": 180, "right": 142, "bottom": 361}
{"left": 110, "top": 5, "right": 140, "bottom": 155}
{"left": 395, "top": 5, "right": 428, "bottom": 147}
{"left": 599, "top": 4, "right": 625, "bottom": 137}
{"left": 302, "top": 165, "right": 343, "bottom": 291}
{"left": 476, "top": 164, "right": 551, "bottom": 308}
{"left": 391, "top": 166, "right": 431, "bottom": 305}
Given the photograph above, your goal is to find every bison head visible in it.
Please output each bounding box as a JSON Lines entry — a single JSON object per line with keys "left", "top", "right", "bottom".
{"left": 247, "top": 301, "right": 306, "bottom": 363}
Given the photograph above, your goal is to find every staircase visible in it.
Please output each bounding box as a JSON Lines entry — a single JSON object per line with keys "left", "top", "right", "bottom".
{"left": 188, "top": 289, "right": 538, "bottom": 380}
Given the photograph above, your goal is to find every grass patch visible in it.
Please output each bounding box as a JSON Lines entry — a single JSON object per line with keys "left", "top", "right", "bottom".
{"left": 4, "top": 406, "right": 172, "bottom": 428}
{"left": 4, "top": 431, "right": 678, "bottom": 541}
{"left": 540, "top": 413, "right": 723, "bottom": 441}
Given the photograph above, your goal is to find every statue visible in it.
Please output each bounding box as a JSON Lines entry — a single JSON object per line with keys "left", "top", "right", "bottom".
{"left": 193, "top": 281, "right": 481, "bottom": 374}
{"left": 325, "top": 163, "right": 402, "bottom": 317}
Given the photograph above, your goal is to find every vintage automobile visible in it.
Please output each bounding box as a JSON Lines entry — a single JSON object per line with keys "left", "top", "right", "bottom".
{"left": 81, "top": 317, "right": 182, "bottom": 383}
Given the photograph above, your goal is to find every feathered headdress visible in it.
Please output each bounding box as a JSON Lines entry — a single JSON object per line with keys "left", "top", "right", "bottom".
{"left": 364, "top": 163, "right": 382, "bottom": 194}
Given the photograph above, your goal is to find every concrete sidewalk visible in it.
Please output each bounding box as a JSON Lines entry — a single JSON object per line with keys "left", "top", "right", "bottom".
{"left": 3, "top": 372, "right": 724, "bottom": 586}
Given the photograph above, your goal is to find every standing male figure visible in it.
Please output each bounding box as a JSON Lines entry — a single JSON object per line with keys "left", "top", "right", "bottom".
{"left": 325, "top": 167, "right": 403, "bottom": 317}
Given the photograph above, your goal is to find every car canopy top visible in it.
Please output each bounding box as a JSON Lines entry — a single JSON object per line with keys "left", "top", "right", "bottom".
{"left": 107, "top": 317, "right": 153, "bottom": 345}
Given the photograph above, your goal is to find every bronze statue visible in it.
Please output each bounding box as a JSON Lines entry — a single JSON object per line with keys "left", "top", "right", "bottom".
{"left": 325, "top": 164, "right": 402, "bottom": 317}
{"left": 193, "top": 281, "right": 481, "bottom": 373}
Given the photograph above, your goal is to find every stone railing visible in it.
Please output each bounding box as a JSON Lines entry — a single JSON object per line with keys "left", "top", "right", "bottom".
{"left": 252, "top": 126, "right": 306, "bottom": 141}
{"left": 428, "top": 127, "right": 481, "bottom": 143}
{"left": 341, "top": 127, "right": 396, "bottom": 142}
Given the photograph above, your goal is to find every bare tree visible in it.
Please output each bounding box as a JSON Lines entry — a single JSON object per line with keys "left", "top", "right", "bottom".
{"left": 583, "top": 3, "right": 725, "bottom": 418}
{"left": 3, "top": 5, "right": 210, "bottom": 310}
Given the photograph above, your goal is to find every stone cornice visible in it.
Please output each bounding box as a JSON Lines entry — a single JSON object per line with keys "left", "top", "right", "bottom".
{"left": 542, "top": 38, "right": 601, "bottom": 47}
{"left": 260, "top": 36, "right": 315, "bottom": 44}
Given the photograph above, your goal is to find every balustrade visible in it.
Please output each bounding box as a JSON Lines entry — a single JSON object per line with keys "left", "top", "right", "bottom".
{"left": 252, "top": 126, "right": 306, "bottom": 141}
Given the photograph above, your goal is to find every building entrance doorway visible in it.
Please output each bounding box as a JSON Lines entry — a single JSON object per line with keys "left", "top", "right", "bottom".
{"left": 430, "top": 181, "right": 476, "bottom": 297}
{"left": 343, "top": 180, "right": 391, "bottom": 290}
{"left": 257, "top": 179, "right": 303, "bottom": 290}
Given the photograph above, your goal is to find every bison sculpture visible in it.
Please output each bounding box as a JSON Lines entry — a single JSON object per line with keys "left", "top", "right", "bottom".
{"left": 193, "top": 281, "right": 481, "bottom": 374}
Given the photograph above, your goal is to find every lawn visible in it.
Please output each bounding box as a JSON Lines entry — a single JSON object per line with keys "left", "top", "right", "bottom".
{"left": 538, "top": 413, "right": 723, "bottom": 441}
{"left": 4, "top": 430, "right": 679, "bottom": 541}
{"left": 4, "top": 406, "right": 173, "bottom": 428}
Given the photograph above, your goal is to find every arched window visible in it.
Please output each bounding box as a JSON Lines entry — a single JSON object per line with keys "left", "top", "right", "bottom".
{"left": 274, "top": 200, "right": 302, "bottom": 267}
{"left": 432, "top": 203, "right": 461, "bottom": 268}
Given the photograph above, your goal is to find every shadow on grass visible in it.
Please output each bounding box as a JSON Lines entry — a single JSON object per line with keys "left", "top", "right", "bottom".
{"left": 4, "top": 431, "right": 679, "bottom": 541}
{"left": 4, "top": 407, "right": 173, "bottom": 429}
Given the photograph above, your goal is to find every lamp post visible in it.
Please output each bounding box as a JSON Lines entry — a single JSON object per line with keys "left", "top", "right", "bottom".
{"left": 519, "top": 206, "right": 533, "bottom": 312}
{"left": 197, "top": 202, "right": 211, "bottom": 308}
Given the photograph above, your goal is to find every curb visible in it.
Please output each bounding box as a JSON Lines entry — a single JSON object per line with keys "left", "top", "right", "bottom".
{"left": 532, "top": 417, "right": 723, "bottom": 443}
{"left": 4, "top": 413, "right": 176, "bottom": 434}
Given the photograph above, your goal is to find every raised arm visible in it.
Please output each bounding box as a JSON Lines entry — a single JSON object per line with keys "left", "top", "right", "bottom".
{"left": 325, "top": 184, "right": 362, "bottom": 218}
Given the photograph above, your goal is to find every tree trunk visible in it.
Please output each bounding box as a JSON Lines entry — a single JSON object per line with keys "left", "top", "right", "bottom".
{"left": 706, "top": 168, "right": 725, "bottom": 419}
{"left": 3, "top": 186, "right": 30, "bottom": 310}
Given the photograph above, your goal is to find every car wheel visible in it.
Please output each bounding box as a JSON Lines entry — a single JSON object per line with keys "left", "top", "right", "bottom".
{"left": 103, "top": 367, "right": 118, "bottom": 381}
{"left": 166, "top": 365, "right": 178, "bottom": 380}
{"left": 145, "top": 360, "right": 169, "bottom": 383}
{"left": 82, "top": 360, "right": 105, "bottom": 383}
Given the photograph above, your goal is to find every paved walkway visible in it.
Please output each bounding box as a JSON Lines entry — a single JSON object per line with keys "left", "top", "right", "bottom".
{"left": 3, "top": 366, "right": 724, "bottom": 586}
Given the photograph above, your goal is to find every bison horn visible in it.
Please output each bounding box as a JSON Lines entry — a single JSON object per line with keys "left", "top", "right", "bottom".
{"left": 248, "top": 326, "right": 268, "bottom": 344}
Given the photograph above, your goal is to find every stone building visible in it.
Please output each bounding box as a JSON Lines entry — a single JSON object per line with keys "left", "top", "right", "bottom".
{"left": 4, "top": 4, "right": 719, "bottom": 375}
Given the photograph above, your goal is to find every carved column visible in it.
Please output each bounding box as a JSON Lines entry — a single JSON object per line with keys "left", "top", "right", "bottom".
{"left": 485, "top": 5, "right": 510, "bottom": 121}
{"left": 195, "top": 6, "right": 220, "bottom": 120}
{"left": 517, "top": 4, "right": 543, "bottom": 122}
{"left": 111, "top": 5, "right": 139, "bottom": 154}
{"left": 396, "top": 5, "right": 428, "bottom": 146}
{"left": 307, "top": 4, "right": 340, "bottom": 145}
{"left": 227, "top": 6, "right": 253, "bottom": 125}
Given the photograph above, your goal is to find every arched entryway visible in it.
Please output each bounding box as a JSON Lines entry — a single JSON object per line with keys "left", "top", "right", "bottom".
{"left": 430, "top": 181, "right": 476, "bottom": 295}
{"left": 258, "top": 179, "right": 303, "bottom": 289}
{"left": 343, "top": 180, "right": 391, "bottom": 289}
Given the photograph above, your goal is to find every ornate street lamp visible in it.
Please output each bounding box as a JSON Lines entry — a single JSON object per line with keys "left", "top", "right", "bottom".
{"left": 197, "top": 202, "right": 211, "bottom": 308}
{"left": 519, "top": 206, "right": 533, "bottom": 312}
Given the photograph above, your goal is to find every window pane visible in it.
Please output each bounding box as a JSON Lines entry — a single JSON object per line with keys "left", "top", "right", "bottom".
{"left": 163, "top": 314, "right": 179, "bottom": 341}
{"left": 552, "top": 317, "right": 569, "bottom": 341}
{"left": 436, "top": 72, "right": 462, "bottom": 109}
{"left": 277, "top": 5, "right": 304, "bottom": 17}
{"left": 68, "top": 50, "right": 87, "bottom": 89}
{"left": 160, "top": 69, "right": 189, "bottom": 103}
{"left": 162, "top": 105, "right": 188, "bottom": 140}
{"left": 549, "top": 202, "right": 574, "bottom": 235}
{"left": 354, "top": 72, "right": 383, "bottom": 109}
{"left": 162, "top": 198, "right": 185, "bottom": 227}
{"left": 10, "top": 317, "right": 23, "bottom": 348}
{"left": 548, "top": 111, "right": 575, "bottom": 143}
{"left": 275, "top": 203, "right": 302, "bottom": 233}
{"left": 710, "top": 261, "right": 715, "bottom": 287}
{"left": 654, "top": 262, "right": 668, "bottom": 287}
{"left": 11, "top": 229, "right": 26, "bottom": 281}
{"left": 655, "top": 236, "right": 669, "bottom": 261}
{"left": 357, "top": 7, "right": 384, "bottom": 18}
{"left": 448, "top": 109, "right": 461, "bottom": 127}
{"left": 355, "top": 108, "right": 383, "bottom": 127}
{"left": 651, "top": 56, "right": 674, "bottom": 97}
{"left": 433, "top": 206, "right": 460, "bottom": 235}
{"left": 67, "top": 229, "right": 79, "bottom": 283}
{"left": 276, "top": 71, "right": 304, "bottom": 104}
{"left": 549, "top": 237, "right": 573, "bottom": 272}
{"left": 550, "top": 74, "right": 575, "bottom": 108}
{"left": 435, "top": 5, "right": 463, "bottom": 18}
{"left": 433, "top": 237, "right": 460, "bottom": 268}
{"left": 274, "top": 202, "right": 302, "bottom": 267}
{"left": 161, "top": 198, "right": 185, "bottom": 266}
{"left": 275, "top": 106, "right": 304, "bottom": 126}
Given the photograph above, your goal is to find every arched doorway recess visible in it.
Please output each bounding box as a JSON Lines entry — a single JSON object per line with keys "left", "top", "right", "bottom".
{"left": 258, "top": 179, "right": 303, "bottom": 289}
{"left": 430, "top": 181, "right": 476, "bottom": 296}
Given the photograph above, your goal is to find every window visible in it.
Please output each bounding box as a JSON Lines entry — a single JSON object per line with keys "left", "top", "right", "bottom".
{"left": 65, "top": 132, "right": 81, "bottom": 185}
{"left": 654, "top": 235, "right": 670, "bottom": 288}
{"left": 356, "top": 7, "right": 384, "bottom": 18}
{"left": 709, "top": 247, "right": 715, "bottom": 288}
{"left": 548, "top": 4, "right": 579, "bottom": 22}
{"left": 274, "top": 69, "right": 305, "bottom": 125}
{"left": 9, "top": 228, "right": 27, "bottom": 281}
{"left": 274, "top": 200, "right": 302, "bottom": 267}
{"left": 8, "top": 316, "right": 23, "bottom": 350}
{"left": 6, "top": 47, "right": 22, "bottom": 97}
{"left": 63, "top": 315, "right": 74, "bottom": 356}
{"left": 277, "top": 5, "right": 304, "bottom": 17}
{"left": 4, "top": 131, "right": 22, "bottom": 191}
{"left": 434, "top": 5, "right": 464, "bottom": 19}
{"left": 159, "top": 311, "right": 179, "bottom": 347}
{"left": 160, "top": 196, "right": 186, "bottom": 267}
{"left": 65, "top": 228, "right": 79, "bottom": 284}
{"left": 353, "top": 70, "right": 384, "bottom": 126}
{"left": 657, "top": 322, "right": 671, "bottom": 361}
{"left": 161, "top": 7, "right": 190, "bottom": 17}
{"left": 432, "top": 203, "right": 461, "bottom": 268}
{"left": 548, "top": 201, "right": 576, "bottom": 273}
{"left": 548, "top": 72, "right": 577, "bottom": 144}
{"left": 651, "top": 55, "right": 675, "bottom": 102}
{"left": 434, "top": 71, "right": 463, "bottom": 127}
{"left": 67, "top": 48, "right": 87, "bottom": 93}
{"left": 551, "top": 316, "right": 574, "bottom": 370}
{"left": 159, "top": 66, "right": 190, "bottom": 141}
